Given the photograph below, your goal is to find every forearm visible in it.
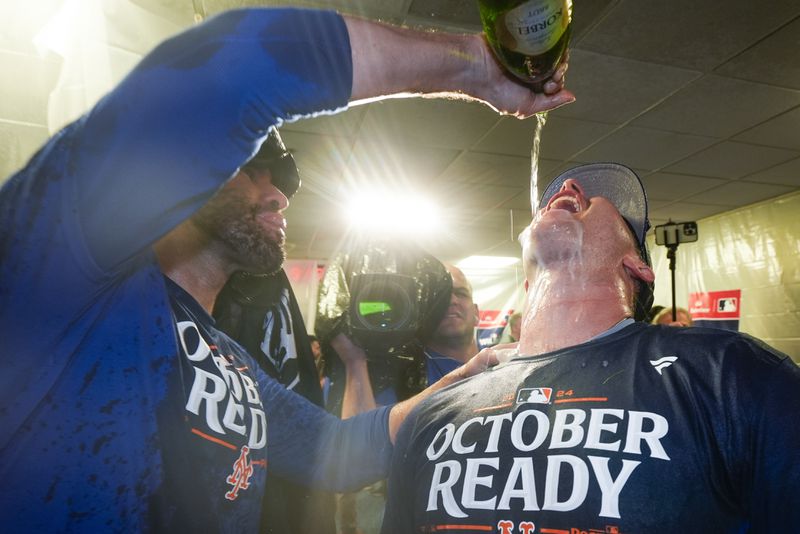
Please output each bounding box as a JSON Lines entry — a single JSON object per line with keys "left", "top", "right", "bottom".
{"left": 343, "top": 15, "right": 574, "bottom": 118}
{"left": 340, "top": 359, "right": 377, "bottom": 419}
{"left": 330, "top": 333, "right": 378, "bottom": 418}
{"left": 387, "top": 363, "right": 470, "bottom": 443}
{"left": 264, "top": 374, "right": 393, "bottom": 490}
{"left": 345, "top": 16, "right": 482, "bottom": 102}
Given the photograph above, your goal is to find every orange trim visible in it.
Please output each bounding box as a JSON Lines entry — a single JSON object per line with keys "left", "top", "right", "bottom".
{"left": 473, "top": 402, "right": 513, "bottom": 413}
{"left": 432, "top": 525, "right": 493, "bottom": 532}
{"left": 554, "top": 397, "right": 608, "bottom": 404}
{"left": 190, "top": 428, "right": 237, "bottom": 450}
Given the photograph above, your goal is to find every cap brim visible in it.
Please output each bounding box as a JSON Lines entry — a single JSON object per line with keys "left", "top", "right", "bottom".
{"left": 539, "top": 162, "right": 649, "bottom": 245}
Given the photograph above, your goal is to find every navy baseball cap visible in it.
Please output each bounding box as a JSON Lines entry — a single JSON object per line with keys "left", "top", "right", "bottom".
{"left": 539, "top": 162, "right": 654, "bottom": 320}
{"left": 245, "top": 128, "right": 301, "bottom": 198}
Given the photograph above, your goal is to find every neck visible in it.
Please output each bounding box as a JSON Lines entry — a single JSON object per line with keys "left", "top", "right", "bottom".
{"left": 518, "top": 265, "right": 634, "bottom": 356}
{"left": 154, "top": 222, "right": 234, "bottom": 314}
{"left": 426, "top": 336, "right": 479, "bottom": 364}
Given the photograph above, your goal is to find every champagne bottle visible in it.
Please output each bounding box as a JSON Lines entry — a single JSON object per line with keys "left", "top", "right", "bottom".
{"left": 478, "top": 0, "right": 573, "bottom": 92}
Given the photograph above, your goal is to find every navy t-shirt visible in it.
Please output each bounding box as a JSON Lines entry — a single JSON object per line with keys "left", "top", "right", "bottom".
{"left": 382, "top": 322, "right": 800, "bottom": 533}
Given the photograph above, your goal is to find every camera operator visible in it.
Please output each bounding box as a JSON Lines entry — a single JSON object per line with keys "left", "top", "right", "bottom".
{"left": 421, "top": 264, "right": 480, "bottom": 385}
{"left": 327, "top": 263, "right": 481, "bottom": 533}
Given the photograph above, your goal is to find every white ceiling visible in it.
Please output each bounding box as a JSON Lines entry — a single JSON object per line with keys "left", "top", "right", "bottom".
{"left": 2, "top": 0, "right": 799, "bottom": 263}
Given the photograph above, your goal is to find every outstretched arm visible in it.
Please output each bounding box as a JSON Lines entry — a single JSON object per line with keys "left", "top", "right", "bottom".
{"left": 344, "top": 16, "right": 574, "bottom": 118}
{"left": 387, "top": 345, "right": 501, "bottom": 442}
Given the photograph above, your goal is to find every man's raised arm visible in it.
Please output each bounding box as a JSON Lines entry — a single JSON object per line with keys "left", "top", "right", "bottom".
{"left": 343, "top": 16, "right": 574, "bottom": 117}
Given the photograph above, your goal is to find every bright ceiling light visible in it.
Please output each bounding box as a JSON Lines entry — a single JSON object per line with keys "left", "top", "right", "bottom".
{"left": 345, "top": 189, "right": 442, "bottom": 237}
{"left": 457, "top": 255, "right": 520, "bottom": 269}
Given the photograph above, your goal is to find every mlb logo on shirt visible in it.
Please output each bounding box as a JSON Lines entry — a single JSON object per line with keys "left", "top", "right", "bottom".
{"left": 516, "top": 387, "right": 553, "bottom": 404}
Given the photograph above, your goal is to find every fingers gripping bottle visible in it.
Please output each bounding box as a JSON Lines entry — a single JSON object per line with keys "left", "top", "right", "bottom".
{"left": 478, "top": 0, "right": 573, "bottom": 92}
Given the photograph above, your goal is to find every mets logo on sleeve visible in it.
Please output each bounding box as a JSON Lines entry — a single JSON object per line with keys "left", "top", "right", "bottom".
{"left": 516, "top": 387, "right": 553, "bottom": 404}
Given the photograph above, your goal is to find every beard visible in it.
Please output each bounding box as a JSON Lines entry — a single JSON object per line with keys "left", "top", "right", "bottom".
{"left": 191, "top": 188, "right": 286, "bottom": 275}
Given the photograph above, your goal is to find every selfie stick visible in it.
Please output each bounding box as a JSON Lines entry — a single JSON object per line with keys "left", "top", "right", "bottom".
{"left": 666, "top": 240, "right": 678, "bottom": 322}
{"left": 655, "top": 220, "right": 699, "bottom": 323}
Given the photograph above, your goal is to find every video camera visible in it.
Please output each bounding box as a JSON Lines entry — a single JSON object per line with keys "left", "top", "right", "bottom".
{"left": 316, "top": 237, "right": 452, "bottom": 356}
{"left": 315, "top": 238, "right": 453, "bottom": 408}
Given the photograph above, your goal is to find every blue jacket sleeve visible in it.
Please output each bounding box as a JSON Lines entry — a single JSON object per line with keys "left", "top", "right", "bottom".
{"left": 1, "top": 8, "right": 352, "bottom": 277}
{"left": 75, "top": 8, "right": 353, "bottom": 269}
{"left": 259, "top": 372, "right": 394, "bottom": 491}
{"left": 0, "top": 8, "right": 352, "bottom": 453}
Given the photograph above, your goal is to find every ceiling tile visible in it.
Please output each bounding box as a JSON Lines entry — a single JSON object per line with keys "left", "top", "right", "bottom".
{"left": 568, "top": 0, "right": 617, "bottom": 42}
{"left": 0, "top": 51, "right": 60, "bottom": 126}
{"left": 438, "top": 151, "right": 531, "bottom": 186}
{"left": 0, "top": 121, "right": 50, "bottom": 179}
{"left": 682, "top": 182, "right": 795, "bottom": 207}
{"left": 0, "top": 0, "right": 62, "bottom": 55}
{"left": 279, "top": 131, "right": 355, "bottom": 196}
{"left": 406, "top": 0, "right": 480, "bottom": 29}
{"left": 577, "top": 0, "right": 800, "bottom": 71}
{"left": 742, "top": 156, "right": 800, "bottom": 187}
{"left": 641, "top": 173, "right": 727, "bottom": 202}
{"left": 733, "top": 105, "right": 800, "bottom": 151}
{"left": 474, "top": 116, "right": 545, "bottom": 157}
{"left": 107, "top": 2, "right": 188, "bottom": 53}
{"left": 555, "top": 50, "right": 700, "bottom": 124}
{"left": 648, "top": 202, "right": 730, "bottom": 223}
{"left": 632, "top": 75, "right": 800, "bottom": 138}
{"left": 129, "top": 0, "right": 196, "bottom": 26}
{"left": 358, "top": 99, "right": 499, "bottom": 151}
{"left": 538, "top": 116, "right": 616, "bottom": 160}
{"left": 577, "top": 126, "right": 717, "bottom": 171}
{"left": 430, "top": 181, "right": 522, "bottom": 212}
{"left": 715, "top": 17, "right": 800, "bottom": 89}
{"left": 282, "top": 106, "right": 366, "bottom": 138}
{"left": 343, "top": 138, "right": 460, "bottom": 189}
{"left": 664, "top": 141, "right": 800, "bottom": 179}
{"left": 500, "top": 190, "right": 538, "bottom": 212}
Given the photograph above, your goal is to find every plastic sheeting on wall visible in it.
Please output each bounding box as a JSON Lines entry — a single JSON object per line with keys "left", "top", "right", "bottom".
{"left": 648, "top": 191, "right": 800, "bottom": 362}
{"left": 459, "top": 264, "right": 527, "bottom": 348}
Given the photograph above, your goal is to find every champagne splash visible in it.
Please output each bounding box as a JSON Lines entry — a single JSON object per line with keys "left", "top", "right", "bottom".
{"left": 530, "top": 112, "right": 548, "bottom": 214}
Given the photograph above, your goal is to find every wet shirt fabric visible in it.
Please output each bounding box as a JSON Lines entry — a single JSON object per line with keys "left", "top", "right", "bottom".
{"left": 0, "top": 8, "right": 391, "bottom": 532}
{"left": 382, "top": 322, "right": 800, "bottom": 534}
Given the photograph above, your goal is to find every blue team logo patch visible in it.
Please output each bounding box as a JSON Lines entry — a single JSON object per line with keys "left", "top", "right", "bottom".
{"left": 516, "top": 387, "right": 553, "bottom": 404}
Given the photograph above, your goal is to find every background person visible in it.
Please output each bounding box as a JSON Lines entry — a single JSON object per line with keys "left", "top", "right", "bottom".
{"left": 652, "top": 306, "right": 693, "bottom": 327}
{"left": 502, "top": 312, "right": 522, "bottom": 343}
{"left": 381, "top": 162, "right": 800, "bottom": 532}
{"left": 420, "top": 264, "right": 481, "bottom": 386}
{"left": 334, "top": 263, "right": 482, "bottom": 534}
{"left": 0, "top": 7, "right": 573, "bottom": 531}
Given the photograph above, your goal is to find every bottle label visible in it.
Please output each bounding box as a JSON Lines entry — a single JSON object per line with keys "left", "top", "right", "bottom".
{"left": 497, "top": 0, "right": 569, "bottom": 56}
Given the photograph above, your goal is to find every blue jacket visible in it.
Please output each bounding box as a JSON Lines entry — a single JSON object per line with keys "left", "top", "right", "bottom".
{"left": 0, "top": 8, "right": 390, "bottom": 532}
